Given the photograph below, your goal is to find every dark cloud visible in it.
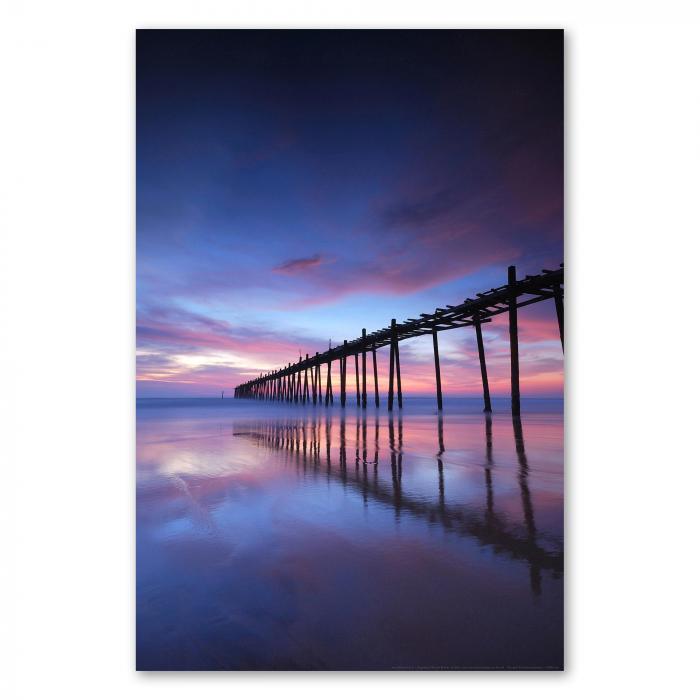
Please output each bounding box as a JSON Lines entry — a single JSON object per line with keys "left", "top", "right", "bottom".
{"left": 380, "top": 189, "right": 459, "bottom": 229}
{"left": 272, "top": 254, "right": 325, "bottom": 274}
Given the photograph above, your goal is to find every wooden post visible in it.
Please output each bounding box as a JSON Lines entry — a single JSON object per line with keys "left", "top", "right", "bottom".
{"left": 297, "top": 361, "right": 303, "bottom": 403}
{"left": 316, "top": 361, "right": 321, "bottom": 405}
{"left": 553, "top": 283, "right": 564, "bottom": 350}
{"left": 325, "top": 361, "right": 332, "bottom": 406}
{"left": 303, "top": 355, "right": 309, "bottom": 404}
{"left": 354, "top": 354, "right": 360, "bottom": 406}
{"left": 341, "top": 341, "right": 348, "bottom": 407}
{"left": 361, "top": 328, "right": 367, "bottom": 408}
{"left": 508, "top": 265, "right": 521, "bottom": 416}
{"left": 311, "top": 359, "right": 316, "bottom": 403}
{"left": 474, "top": 316, "right": 492, "bottom": 413}
{"left": 388, "top": 319, "right": 396, "bottom": 411}
{"left": 395, "top": 330, "right": 403, "bottom": 410}
{"left": 432, "top": 327, "right": 443, "bottom": 411}
{"left": 372, "top": 343, "right": 379, "bottom": 408}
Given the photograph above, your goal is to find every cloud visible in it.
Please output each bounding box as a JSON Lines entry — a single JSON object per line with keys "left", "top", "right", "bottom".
{"left": 135, "top": 298, "right": 562, "bottom": 398}
{"left": 137, "top": 306, "right": 318, "bottom": 361}
{"left": 272, "top": 254, "right": 325, "bottom": 274}
{"left": 380, "top": 188, "right": 459, "bottom": 228}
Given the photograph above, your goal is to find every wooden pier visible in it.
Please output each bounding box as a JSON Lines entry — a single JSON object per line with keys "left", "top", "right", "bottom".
{"left": 234, "top": 264, "right": 564, "bottom": 414}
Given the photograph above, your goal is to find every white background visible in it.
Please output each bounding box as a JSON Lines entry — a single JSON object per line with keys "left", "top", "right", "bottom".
{"left": 2, "top": 1, "right": 699, "bottom": 696}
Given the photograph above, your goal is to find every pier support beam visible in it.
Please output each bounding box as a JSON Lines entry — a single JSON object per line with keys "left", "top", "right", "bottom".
{"left": 432, "top": 327, "right": 443, "bottom": 411}
{"left": 388, "top": 319, "right": 396, "bottom": 411}
{"left": 474, "top": 316, "right": 492, "bottom": 413}
{"left": 354, "top": 354, "right": 360, "bottom": 406}
{"left": 325, "top": 361, "right": 334, "bottom": 405}
{"left": 361, "top": 328, "right": 367, "bottom": 408}
{"left": 341, "top": 341, "right": 348, "bottom": 407}
{"left": 553, "top": 283, "right": 564, "bottom": 350}
{"left": 395, "top": 332, "right": 403, "bottom": 410}
{"left": 303, "top": 355, "right": 309, "bottom": 404}
{"left": 317, "top": 363, "right": 322, "bottom": 404}
{"left": 508, "top": 265, "right": 521, "bottom": 417}
{"left": 372, "top": 344, "right": 379, "bottom": 408}
{"left": 315, "top": 358, "right": 321, "bottom": 404}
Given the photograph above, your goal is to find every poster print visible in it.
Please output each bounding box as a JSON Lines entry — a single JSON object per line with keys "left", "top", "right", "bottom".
{"left": 136, "top": 29, "right": 564, "bottom": 671}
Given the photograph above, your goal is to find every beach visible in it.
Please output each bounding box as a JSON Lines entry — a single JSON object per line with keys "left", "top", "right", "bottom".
{"left": 136, "top": 397, "right": 563, "bottom": 670}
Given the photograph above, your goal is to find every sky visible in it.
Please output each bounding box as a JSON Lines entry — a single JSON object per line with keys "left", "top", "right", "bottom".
{"left": 136, "top": 30, "right": 563, "bottom": 399}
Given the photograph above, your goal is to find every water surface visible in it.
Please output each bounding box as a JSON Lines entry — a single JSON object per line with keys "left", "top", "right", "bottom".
{"left": 136, "top": 397, "right": 563, "bottom": 670}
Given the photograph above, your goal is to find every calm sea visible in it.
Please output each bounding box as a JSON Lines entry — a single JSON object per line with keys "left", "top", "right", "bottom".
{"left": 136, "top": 397, "right": 563, "bottom": 670}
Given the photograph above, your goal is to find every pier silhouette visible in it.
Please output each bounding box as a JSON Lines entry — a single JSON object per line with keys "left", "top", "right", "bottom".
{"left": 234, "top": 264, "right": 564, "bottom": 416}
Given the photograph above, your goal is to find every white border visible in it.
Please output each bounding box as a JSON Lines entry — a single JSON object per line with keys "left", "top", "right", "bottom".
{"left": 2, "top": 1, "right": 700, "bottom": 697}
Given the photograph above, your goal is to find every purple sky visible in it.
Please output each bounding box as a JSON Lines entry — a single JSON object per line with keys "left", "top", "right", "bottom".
{"left": 136, "top": 30, "right": 563, "bottom": 398}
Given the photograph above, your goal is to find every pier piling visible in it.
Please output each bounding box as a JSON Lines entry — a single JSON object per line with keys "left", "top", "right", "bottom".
{"left": 474, "top": 316, "right": 492, "bottom": 413}
{"left": 341, "top": 341, "right": 348, "bottom": 407}
{"left": 388, "top": 320, "right": 396, "bottom": 411}
{"left": 362, "top": 328, "right": 367, "bottom": 409}
{"left": 432, "top": 327, "right": 443, "bottom": 411}
{"left": 508, "top": 265, "right": 521, "bottom": 417}
{"left": 372, "top": 344, "right": 379, "bottom": 408}
{"left": 303, "top": 354, "right": 309, "bottom": 404}
{"left": 553, "top": 282, "right": 564, "bottom": 349}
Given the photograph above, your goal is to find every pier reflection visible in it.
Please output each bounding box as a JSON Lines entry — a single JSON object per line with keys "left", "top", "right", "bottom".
{"left": 236, "top": 411, "right": 562, "bottom": 595}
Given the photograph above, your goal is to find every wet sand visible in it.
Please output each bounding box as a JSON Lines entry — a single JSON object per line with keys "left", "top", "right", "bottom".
{"left": 136, "top": 397, "right": 563, "bottom": 670}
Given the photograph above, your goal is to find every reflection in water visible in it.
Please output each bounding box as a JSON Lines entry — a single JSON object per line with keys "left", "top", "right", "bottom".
{"left": 513, "top": 416, "right": 542, "bottom": 595}
{"left": 137, "top": 398, "right": 563, "bottom": 670}
{"left": 484, "top": 414, "right": 494, "bottom": 512}
{"left": 241, "top": 411, "right": 562, "bottom": 592}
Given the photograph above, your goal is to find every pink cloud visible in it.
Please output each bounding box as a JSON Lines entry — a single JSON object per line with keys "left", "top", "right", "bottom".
{"left": 272, "top": 254, "right": 326, "bottom": 274}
